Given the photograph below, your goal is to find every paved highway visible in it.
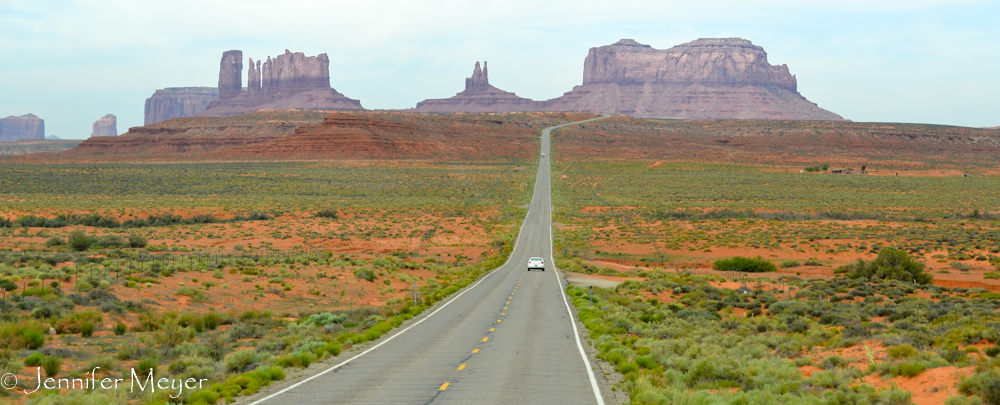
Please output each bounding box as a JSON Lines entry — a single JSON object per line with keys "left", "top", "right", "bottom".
{"left": 243, "top": 117, "right": 614, "bottom": 405}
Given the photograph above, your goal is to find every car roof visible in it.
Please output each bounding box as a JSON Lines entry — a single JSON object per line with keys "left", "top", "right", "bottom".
{"left": 529, "top": 257, "right": 543, "bottom": 260}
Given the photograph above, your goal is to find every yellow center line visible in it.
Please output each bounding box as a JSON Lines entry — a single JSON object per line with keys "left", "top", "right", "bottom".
{"left": 440, "top": 382, "right": 450, "bottom": 390}
{"left": 482, "top": 337, "right": 489, "bottom": 342}
{"left": 497, "top": 319, "right": 501, "bottom": 322}
{"left": 473, "top": 349, "right": 479, "bottom": 353}
{"left": 504, "top": 307, "right": 507, "bottom": 310}
{"left": 490, "top": 328, "right": 495, "bottom": 331}
{"left": 458, "top": 364, "right": 466, "bottom": 370}
{"left": 502, "top": 312, "right": 505, "bottom": 315}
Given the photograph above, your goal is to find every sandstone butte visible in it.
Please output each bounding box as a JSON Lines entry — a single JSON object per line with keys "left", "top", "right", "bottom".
{"left": 90, "top": 114, "right": 118, "bottom": 137}
{"left": 0, "top": 113, "right": 45, "bottom": 142}
{"left": 144, "top": 87, "right": 219, "bottom": 125}
{"left": 539, "top": 38, "right": 844, "bottom": 120}
{"left": 411, "top": 61, "right": 541, "bottom": 113}
{"left": 198, "top": 50, "right": 364, "bottom": 117}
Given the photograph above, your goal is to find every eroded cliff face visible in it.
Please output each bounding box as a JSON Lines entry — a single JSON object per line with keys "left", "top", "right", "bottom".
{"left": 412, "top": 61, "right": 541, "bottom": 113}
{"left": 0, "top": 114, "right": 45, "bottom": 142}
{"left": 144, "top": 87, "right": 219, "bottom": 125}
{"left": 543, "top": 38, "right": 843, "bottom": 120}
{"left": 200, "top": 50, "right": 363, "bottom": 117}
{"left": 91, "top": 114, "right": 118, "bottom": 137}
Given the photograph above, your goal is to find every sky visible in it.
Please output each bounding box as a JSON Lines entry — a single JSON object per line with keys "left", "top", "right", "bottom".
{"left": 1, "top": 0, "right": 998, "bottom": 139}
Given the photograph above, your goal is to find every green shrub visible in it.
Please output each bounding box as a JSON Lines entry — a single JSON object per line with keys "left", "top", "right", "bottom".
{"left": 45, "top": 236, "right": 66, "bottom": 247}
{"left": 128, "top": 233, "right": 147, "bottom": 248}
{"left": 635, "top": 356, "right": 658, "bottom": 369}
{"left": 838, "top": 247, "right": 933, "bottom": 284}
{"left": 113, "top": 322, "right": 127, "bottom": 336}
{"left": 224, "top": 349, "right": 269, "bottom": 373}
{"left": 888, "top": 344, "right": 918, "bottom": 359}
{"left": 203, "top": 313, "right": 221, "bottom": 331}
{"left": 316, "top": 342, "right": 342, "bottom": 357}
{"left": 68, "top": 230, "right": 93, "bottom": 251}
{"left": 23, "top": 329, "right": 45, "bottom": 350}
{"left": 80, "top": 322, "right": 95, "bottom": 337}
{"left": 42, "top": 356, "right": 62, "bottom": 377}
{"left": 959, "top": 371, "right": 1000, "bottom": 405}
{"left": 780, "top": 260, "right": 801, "bottom": 268}
{"left": 315, "top": 209, "right": 338, "bottom": 219}
{"left": 354, "top": 269, "right": 377, "bottom": 282}
{"left": 985, "top": 346, "right": 1000, "bottom": 358}
{"left": 618, "top": 361, "right": 639, "bottom": 374}
{"left": 136, "top": 357, "right": 158, "bottom": 374}
{"left": 712, "top": 256, "right": 777, "bottom": 273}
{"left": 24, "top": 353, "right": 46, "bottom": 367}
{"left": 820, "top": 355, "right": 849, "bottom": 369}
{"left": 276, "top": 352, "right": 313, "bottom": 369}
{"left": 75, "top": 282, "right": 93, "bottom": 293}
{"left": 897, "top": 362, "right": 927, "bottom": 377}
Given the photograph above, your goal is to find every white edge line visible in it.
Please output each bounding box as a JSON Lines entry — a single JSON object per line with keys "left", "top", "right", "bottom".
{"left": 249, "top": 194, "right": 531, "bottom": 405}
{"left": 544, "top": 124, "right": 607, "bottom": 405}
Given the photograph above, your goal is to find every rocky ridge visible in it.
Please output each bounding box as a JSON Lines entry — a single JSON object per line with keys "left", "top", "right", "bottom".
{"left": 144, "top": 87, "right": 219, "bottom": 125}
{"left": 540, "top": 38, "right": 842, "bottom": 120}
{"left": 91, "top": 114, "right": 118, "bottom": 137}
{"left": 200, "top": 50, "right": 363, "bottom": 117}
{"left": 412, "top": 61, "right": 540, "bottom": 113}
{"left": 0, "top": 114, "right": 45, "bottom": 142}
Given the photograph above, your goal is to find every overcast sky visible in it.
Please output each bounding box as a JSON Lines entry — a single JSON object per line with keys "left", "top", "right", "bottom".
{"left": 2, "top": 0, "right": 998, "bottom": 139}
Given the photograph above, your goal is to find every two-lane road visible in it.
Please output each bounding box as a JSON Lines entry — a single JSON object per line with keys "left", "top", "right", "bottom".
{"left": 244, "top": 117, "right": 611, "bottom": 404}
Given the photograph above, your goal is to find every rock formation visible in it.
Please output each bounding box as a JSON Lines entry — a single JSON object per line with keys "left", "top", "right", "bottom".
{"left": 412, "top": 61, "right": 541, "bottom": 113}
{"left": 200, "top": 49, "right": 363, "bottom": 117}
{"left": 542, "top": 38, "right": 843, "bottom": 120}
{"left": 91, "top": 114, "right": 118, "bottom": 137}
{"left": 218, "top": 50, "right": 243, "bottom": 100}
{"left": 0, "top": 114, "right": 45, "bottom": 142}
{"left": 144, "top": 87, "right": 219, "bottom": 125}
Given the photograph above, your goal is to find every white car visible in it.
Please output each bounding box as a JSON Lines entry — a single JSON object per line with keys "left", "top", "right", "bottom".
{"left": 527, "top": 257, "right": 545, "bottom": 271}
{"left": 541, "top": 153, "right": 545, "bottom": 158}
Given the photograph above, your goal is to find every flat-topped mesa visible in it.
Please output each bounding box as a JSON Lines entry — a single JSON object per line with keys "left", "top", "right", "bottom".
{"left": 543, "top": 38, "right": 842, "bottom": 120}
{"left": 218, "top": 50, "right": 243, "bottom": 99}
{"left": 582, "top": 38, "right": 797, "bottom": 91}
{"left": 91, "top": 114, "right": 117, "bottom": 137}
{"left": 144, "top": 87, "right": 219, "bottom": 125}
{"left": 465, "top": 61, "right": 489, "bottom": 91}
{"left": 0, "top": 114, "right": 45, "bottom": 142}
{"left": 199, "top": 49, "right": 363, "bottom": 117}
{"left": 259, "top": 50, "right": 331, "bottom": 94}
{"left": 411, "top": 61, "right": 540, "bottom": 113}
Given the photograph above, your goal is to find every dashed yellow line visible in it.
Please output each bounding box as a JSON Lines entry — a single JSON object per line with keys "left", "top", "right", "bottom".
{"left": 502, "top": 312, "right": 505, "bottom": 315}
{"left": 440, "top": 382, "right": 450, "bottom": 390}
{"left": 497, "top": 319, "right": 501, "bottom": 322}
{"left": 490, "top": 328, "right": 495, "bottom": 331}
{"left": 458, "top": 364, "right": 466, "bottom": 370}
{"left": 473, "top": 349, "right": 479, "bottom": 353}
{"left": 482, "top": 337, "right": 489, "bottom": 342}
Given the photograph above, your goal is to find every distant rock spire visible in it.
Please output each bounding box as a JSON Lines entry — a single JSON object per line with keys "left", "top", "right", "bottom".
{"left": 465, "top": 61, "right": 489, "bottom": 90}
{"left": 248, "top": 58, "right": 261, "bottom": 95}
{"left": 218, "top": 50, "right": 243, "bottom": 99}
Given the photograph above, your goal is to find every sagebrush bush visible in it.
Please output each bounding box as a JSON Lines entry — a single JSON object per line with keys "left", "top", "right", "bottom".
{"left": 42, "top": 356, "right": 62, "bottom": 377}
{"left": 838, "top": 247, "right": 933, "bottom": 284}
{"left": 24, "top": 353, "right": 45, "bottom": 367}
{"left": 712, "top": 256, "right": 777, "bottom": 273}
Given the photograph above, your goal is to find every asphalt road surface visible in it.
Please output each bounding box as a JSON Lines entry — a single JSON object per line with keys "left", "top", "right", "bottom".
{"left": 246, "top": 117, "right": 612, "bottom": 405}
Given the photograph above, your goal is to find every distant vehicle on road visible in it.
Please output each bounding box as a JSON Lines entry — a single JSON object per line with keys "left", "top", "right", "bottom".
{"left": 527, "top": 257, "right": 545, "bottom": 271}
{"left": 541, "top": 153, "right": 545, "bottom": 158}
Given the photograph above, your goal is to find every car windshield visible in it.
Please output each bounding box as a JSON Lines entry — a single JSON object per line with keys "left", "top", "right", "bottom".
{"left": 530, "top": 257, "right": 543, "bottom": 261}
